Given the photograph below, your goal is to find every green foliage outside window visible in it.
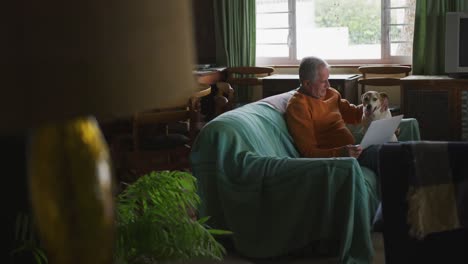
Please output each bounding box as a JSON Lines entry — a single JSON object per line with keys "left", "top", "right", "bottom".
{"left": 314, "top": 0, "right": 381, "bottom": 45}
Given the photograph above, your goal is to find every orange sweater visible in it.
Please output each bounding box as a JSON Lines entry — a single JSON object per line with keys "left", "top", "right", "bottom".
{"left": 285, "top": 88, "right": 363, "bottom": 158}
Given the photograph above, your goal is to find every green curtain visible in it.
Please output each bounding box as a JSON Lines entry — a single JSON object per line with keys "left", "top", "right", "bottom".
{"left": 213, "top": 0, "right": 256, "bottom": 67}
{"left": 412, "top": 0, "right": 468, "bottom": 75}
{"left": 214, "top": 0, "right": 256, "bottom": 102}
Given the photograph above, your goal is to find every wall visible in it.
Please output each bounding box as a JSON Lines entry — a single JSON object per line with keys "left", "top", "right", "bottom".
{"left": 192, "top": 0, "right": 216, "bottom": 65}
{"left": 4, "top": 133, "right": 29, "bottom": 261}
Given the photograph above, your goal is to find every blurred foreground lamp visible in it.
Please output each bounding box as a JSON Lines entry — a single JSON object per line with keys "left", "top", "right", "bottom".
{"left": 3, "top": 1, "right": 197, "bottom": 263}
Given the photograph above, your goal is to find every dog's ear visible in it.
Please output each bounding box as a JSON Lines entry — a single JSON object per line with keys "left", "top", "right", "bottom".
{"left": 379, "top": 92, "right": 389, "bottom": 100}
{"left": 379, "top": 92, "right": 389, "bottom": 112}
{"left": 361, "top": 91, "right": 369, "bottom": 103}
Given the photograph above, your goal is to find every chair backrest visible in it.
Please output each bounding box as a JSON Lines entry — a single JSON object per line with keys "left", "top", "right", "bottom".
{"left": 226, "top": 66, "right": 275, "bottom": 85}
{"left": 132, "top": 109, "right": 190, "bottom": 151}
{"left": 189, "top": 83, "right": 212, "bottom": 136}
{"left": 212, "top": 82, "right": 234, "bottom": 116}
{"left": 189, "top": 83, "right": 212, "bottom": 114}
{"left": 358, "top": 65, "right": 411, "bottom": 115}
{"left": 133, "top": 83, "right": 212, "bottom": 151}
{"left": 226, "top": 66, "right": 274, "bottom": 104}
{"left": 358, "top": 65, "right": 411, "bottom": 94}
{"left": 115, "top": 84, "right": 212, "bottom": 177}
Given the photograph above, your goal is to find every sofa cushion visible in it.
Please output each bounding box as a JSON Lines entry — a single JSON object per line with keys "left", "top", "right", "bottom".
{"left": 258, "top": 89, "right": 296, "bottom": 113}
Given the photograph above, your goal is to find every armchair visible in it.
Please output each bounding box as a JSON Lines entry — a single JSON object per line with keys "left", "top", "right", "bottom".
{"left": 379, "top": 141, "right": 468, "bottom": 263}
{"left": 190, "top": 91, "right": 420, "bottom": 263}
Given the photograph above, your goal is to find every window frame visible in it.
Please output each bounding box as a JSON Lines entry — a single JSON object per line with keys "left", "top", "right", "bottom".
{"left": 256, "top": 0, "right": 414, "bottom": 66}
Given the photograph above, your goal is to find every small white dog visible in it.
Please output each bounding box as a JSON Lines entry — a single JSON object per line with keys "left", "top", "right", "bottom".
{"left": 361, "top": 91, "right": 398, "bottom": 142}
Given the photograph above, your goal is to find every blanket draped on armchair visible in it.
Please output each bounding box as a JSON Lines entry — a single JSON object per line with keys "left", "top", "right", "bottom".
{"left": 404, "top": 141, "right": 468, "bottom": 239}
{"left": 191, "top": 102, "right": 381, "bottom": 264}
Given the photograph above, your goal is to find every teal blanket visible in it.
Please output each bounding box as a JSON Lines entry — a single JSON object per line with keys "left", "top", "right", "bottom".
{"left": 190, "top": 101, "right": 419, "bottom": 264}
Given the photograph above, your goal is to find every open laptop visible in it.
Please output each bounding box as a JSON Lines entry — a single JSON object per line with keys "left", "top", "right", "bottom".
{"left": 360, "top": 115, "right": 403, "bottom": 149}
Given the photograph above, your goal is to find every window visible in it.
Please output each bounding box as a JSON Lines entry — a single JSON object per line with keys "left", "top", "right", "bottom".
{"left": 256, "top": 0, "right": 416, "bottom": 65}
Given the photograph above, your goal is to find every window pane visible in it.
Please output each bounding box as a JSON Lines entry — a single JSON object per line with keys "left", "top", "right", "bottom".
{"left": 257, "top": 0, "right": 288, "bottom": 13}
{"left": 296, "top": 0, "right": 381, "bottom": 60}
{"left": 391, "top": 42, "right": 412, "bottom": 56}
{"left": 256, "top": 44, "right": 289, "bottom": 57}
{"left": 390, "top": 8, "right": 407, "bottom": 24}
{"left": 390, "top": 0, "right": 415, "bottom": 57}
{"left": 257, "top": 13, "right": 289, "bottom": 28}
{"left": 257, "top": 29, "right": 289, "bottom": 44}
{"left": 390, "top": 25, "right": 411, "bottom": 42}
{"left": 391, "top": 0, "right": 411, "bottom": 7}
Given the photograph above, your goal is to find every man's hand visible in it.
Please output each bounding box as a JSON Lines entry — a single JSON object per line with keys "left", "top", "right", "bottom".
{"left": 343, "top": 144, "right": 362, "bottom": 158}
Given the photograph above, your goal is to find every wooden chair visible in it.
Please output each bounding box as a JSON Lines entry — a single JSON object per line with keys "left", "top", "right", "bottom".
{"left": 213, "top": 82, "right": 235, "bottom": 116}
{"left": 189, "top": 83, "right": 213, "bottom": 138}
{"left": 226, "top": 66, "right": 274, "bottom": 105}
{"left": 358, "top": 65, "right": 411, "bottom": 115}
{"left": 112, "top": 84, "right": 213, "bottom": 185}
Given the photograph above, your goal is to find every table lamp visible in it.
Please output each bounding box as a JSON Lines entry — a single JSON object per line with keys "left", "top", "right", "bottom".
{"left": 2, "top": 1, "right": 197, "bottom": 263}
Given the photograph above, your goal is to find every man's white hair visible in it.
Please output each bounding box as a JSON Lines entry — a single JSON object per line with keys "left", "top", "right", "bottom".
{"left": 299, "top": 56, "right": 330, "bottom": 84}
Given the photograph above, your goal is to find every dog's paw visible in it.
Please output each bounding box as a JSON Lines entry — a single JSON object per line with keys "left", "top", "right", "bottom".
{"left": 395, "top": 127, "right": 401, "bottom": 137}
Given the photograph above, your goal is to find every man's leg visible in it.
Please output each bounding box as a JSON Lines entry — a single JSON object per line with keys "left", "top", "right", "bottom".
{"left": 358, "top": 144, "right": 384, "bottom": 231}
{"left": 357, "top": 144, "right": 381, "bottom": 174}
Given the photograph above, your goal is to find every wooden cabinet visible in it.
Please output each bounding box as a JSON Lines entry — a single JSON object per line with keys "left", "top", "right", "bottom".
{"left": 401, "top": 75, "right": 468, "bottom": 141}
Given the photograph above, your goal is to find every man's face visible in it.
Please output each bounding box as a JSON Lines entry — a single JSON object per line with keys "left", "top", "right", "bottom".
{"left": 304, "top": 66, "right": 330, "bottom": 99}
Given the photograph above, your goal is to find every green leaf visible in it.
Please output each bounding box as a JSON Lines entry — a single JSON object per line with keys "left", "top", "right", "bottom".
{"left": 197, "top": 216, "right": 211, "bottom": 224}
{"left": 115, "top": 170, "right": 230, "bottom": 263}
{"left": 208, "top": 229, "right": 234, "bottom": 235}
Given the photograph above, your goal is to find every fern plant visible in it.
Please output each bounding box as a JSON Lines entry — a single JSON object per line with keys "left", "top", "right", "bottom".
{"left": 114, "top": 170, "right": 231, "bottom": 264}
{"left": 11, "top": 212, "right": 48, "bottom": 264}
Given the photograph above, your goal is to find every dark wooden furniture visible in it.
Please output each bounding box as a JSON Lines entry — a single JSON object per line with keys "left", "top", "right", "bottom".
{"left": 401, "top": 75, "right": 468, "bottom": 141}
{"left": 262, "top": 74, "right": 361, "bottom": 104}
{"left": 194, "top": 68, "right": 226, "bottom": 85}
{"left": 226, "top": 66, "right": 275, "bottom": 85}
{"left": 109, "top": 85, "right": 217, "bottom": 185}
{"left": 358, "top": 66, "right": 411, "bottom": 95}
{"left": 193, "top": 68, "right": 230, "bottom": 120}
{"left": 226, "top": 66, "right": 275, "bottom": 104}
{"left": 358, "top": 65, "right": 412, "bottom": 115}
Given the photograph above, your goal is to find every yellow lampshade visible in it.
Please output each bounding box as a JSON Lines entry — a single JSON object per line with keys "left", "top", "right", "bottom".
{"left": 3, "top": 1, "right": 198, "bottom": 263}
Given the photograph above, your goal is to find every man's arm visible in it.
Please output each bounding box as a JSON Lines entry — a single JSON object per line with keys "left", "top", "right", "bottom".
{"left": 339, "top": 97, "right": 363, "bottom": 124}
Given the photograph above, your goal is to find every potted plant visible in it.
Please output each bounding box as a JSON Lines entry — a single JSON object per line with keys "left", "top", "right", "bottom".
{"left": 114, "top": 170, "right": 231, "bottom": 264}
{"left": 10, "top": 212, "right": 48, "bottom": 264}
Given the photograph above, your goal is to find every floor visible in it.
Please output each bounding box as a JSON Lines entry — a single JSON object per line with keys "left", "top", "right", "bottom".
{"left": 214, "top": 233, "right": 385, "bottom": 264}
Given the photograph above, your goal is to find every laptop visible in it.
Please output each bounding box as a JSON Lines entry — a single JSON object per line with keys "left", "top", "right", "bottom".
{"left": 360, "top": 114, "right": 403, "bottom": 149}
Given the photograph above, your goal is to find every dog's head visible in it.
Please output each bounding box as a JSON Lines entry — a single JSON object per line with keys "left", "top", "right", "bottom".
{"left": 361, "top": 91, "right": 389, "bottom": 117}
